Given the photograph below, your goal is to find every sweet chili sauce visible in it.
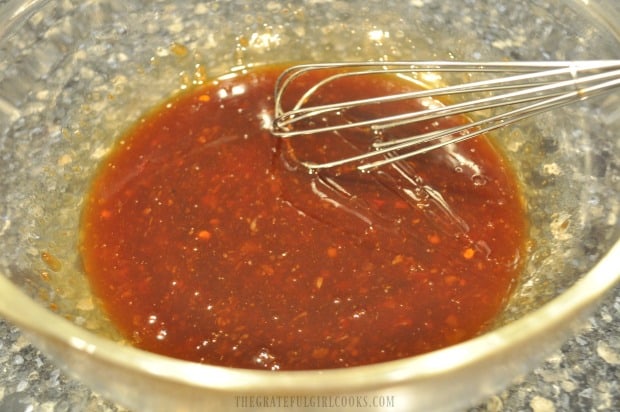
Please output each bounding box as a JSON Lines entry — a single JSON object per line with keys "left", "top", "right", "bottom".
{"left": 80, "top": 64, "right": 528, "bottom": 370}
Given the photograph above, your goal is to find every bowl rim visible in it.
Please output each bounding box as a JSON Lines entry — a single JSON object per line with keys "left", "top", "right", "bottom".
{"left": 0, "top": 0, "right": 619, "bottom": 398}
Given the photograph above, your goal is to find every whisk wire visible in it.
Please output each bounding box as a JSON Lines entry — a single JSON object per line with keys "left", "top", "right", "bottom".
{"left": 372, "top": 67, "right": 620, "bottom": 132}
{"left": 272, "top": 60, "right": 620, "bottom": 171}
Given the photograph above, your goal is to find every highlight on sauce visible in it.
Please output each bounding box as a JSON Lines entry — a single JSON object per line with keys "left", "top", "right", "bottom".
{"left": 79, "top": 64, "right": 528, "bottom": 370}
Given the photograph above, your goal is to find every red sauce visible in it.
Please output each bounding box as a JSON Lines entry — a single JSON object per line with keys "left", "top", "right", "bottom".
{"left": 80, "top": 64, "right": 528, "bottom": 370}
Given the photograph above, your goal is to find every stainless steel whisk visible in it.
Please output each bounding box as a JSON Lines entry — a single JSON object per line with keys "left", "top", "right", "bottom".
{"left": 272, "top": 60, "right": 620, "bottom": 171}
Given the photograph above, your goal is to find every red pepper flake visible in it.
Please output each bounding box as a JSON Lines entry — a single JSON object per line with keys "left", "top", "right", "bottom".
{"left": 371, "top": 198, "right": 386, "bottom": 208}
{"left": 326, "top": 246, "right": 338, "bottom": 258}
{"left": 260, "top": 264, "right": 275, "bottom": 276}
{"left": 427, "top": 233, "right": 441, "bottom": 244}
{"left": 41, "top": 251, "right": 62, "bottom": 272}
{"left": 100, "top": 209, "right": 112, "bottom": 219}
{"left": 392, "top": 254, "right": 404, "bottom": 265}
{"left": 463, "top": 248, "right": 475, "bottom": 259}
{"left": 311, "top": 347, "right": 329, "bottom": 359}
{"left": 394, "top": 200, "right": 409, "bottom": 209}
{"left": 197, "top": 230, "right": 212, "bottom": 240}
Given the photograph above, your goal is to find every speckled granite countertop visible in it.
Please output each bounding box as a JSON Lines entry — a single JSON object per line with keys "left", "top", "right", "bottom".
{"left": 1, "top": 286, "right": 618, "bottom": 411}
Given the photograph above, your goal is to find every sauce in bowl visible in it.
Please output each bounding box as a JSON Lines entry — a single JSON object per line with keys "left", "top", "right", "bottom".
{"left": 80, "top": 64, "right": 528, "bottom": 370}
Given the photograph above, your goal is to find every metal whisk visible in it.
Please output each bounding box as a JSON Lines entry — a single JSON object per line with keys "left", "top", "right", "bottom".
{"left": 272, "top": 60, "right": 620, "bottom": 171}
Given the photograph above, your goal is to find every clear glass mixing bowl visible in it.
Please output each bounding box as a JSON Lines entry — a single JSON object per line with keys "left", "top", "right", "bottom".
{"left": 0, "top": 0, "right": 618, "bottom": 411}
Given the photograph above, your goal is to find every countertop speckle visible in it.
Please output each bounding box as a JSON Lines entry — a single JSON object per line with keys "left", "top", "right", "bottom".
{"left": 1, "top": 286, "right": 618, "bottom": 411}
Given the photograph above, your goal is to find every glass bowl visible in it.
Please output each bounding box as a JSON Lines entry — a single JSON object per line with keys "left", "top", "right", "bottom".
{"left": 0, "top": 0, "right": 618, "bottom": 410}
